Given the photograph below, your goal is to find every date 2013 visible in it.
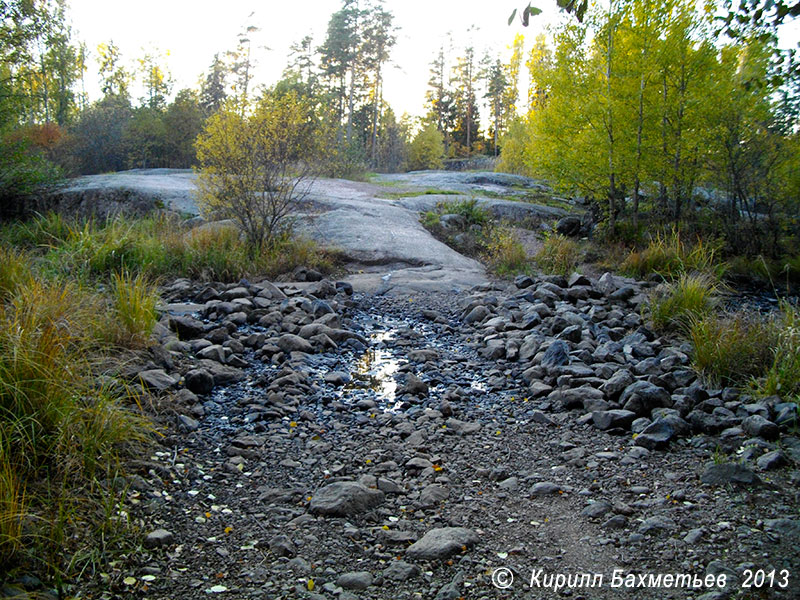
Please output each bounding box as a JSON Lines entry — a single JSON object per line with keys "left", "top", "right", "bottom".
{"left": 741, "top": 569, "right": 790, "bottom": 589}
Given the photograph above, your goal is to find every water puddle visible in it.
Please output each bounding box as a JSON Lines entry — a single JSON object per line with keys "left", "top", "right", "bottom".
{"left": 343, "top": 330, "right": 402, "bottom": 408}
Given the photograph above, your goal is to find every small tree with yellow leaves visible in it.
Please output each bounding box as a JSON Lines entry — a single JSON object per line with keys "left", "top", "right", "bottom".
{"left": 195, "top": 90, "right": 318, "bottom": 249}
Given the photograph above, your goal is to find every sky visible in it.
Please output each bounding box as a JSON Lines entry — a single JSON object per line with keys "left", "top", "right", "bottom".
{"left": 67, "top": 0, "right": 563, "bottom": 118}
{"left": 67, "top": 1, "right": 799, "bottom": 119}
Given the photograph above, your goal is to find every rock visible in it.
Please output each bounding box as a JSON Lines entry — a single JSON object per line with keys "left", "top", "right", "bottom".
{"left": 592, "top": 409, "right": 636, "bottom": 431}
{"left": 268, "top": 534, "right": 296, "bottom": 557}
{"left": 756, "top": 450, "right": 788, "bottom": 471}
{"left": 463, "top": 305, "right": 490, "bottom": 325}
{"left": 277, "top": 334, "right": 314, "bottom": 354}
{"left": 601, "top": 369, "right": 635, "bottom": 399}
{"left": 555, "top": 215, "right": 581, "bottom": 236}
{"left": 741, "top": 415, "right": 780, "bottom": 440}
{"left": 400, "top": 373, "right": 429, "bottom": 397}
{"left": 324, "top": 371, "right": 352, "bottom": 386}
{"left": 382, "top": 561, "right": 420, "bottom": 582}
{"left": 309, "top": 482, "right": 385, "bottom": 516}
{"left": 634, "top": 419, "right": 674, "bottom": 450}
{"left": 138, "top": 369, "right": 178, "bottom": 393}
{"left": 541, "top": 340, "right": 570, "bottom": 369}
{"left": 638, "top": 515, "right": 677, "bottom": 534}
{"left": 701, "top": 463, "right": 762, "bottom": 486}
{"left": 184, "top": 368, "right": 214, "bottom": 394}
{"left": 144, "top": 528, "right": 174, "bottom": 548}
{"left": 597, "top": 272, "right": 617, "bottom": 295}
{"left": 405, "top": 527, "right": 480, "bottom": 560}
{"left": 514, "top": 274, "right": 535, "bottom": 289}
{"left": 169, "top": 315, "right": 206, "bottom": 339}
{"left": 445, "top": 418, "right": 481, "bottom": 434}
{"left": 620, "top": 381, "right": 671, "bottom": 416}
{"left": 581, "top": 500, "right": 612, "bottom": 519}
{"left": 336, "top": 572, "right": 373, "bottom": 591}
{"left": 764, "top": 518, "right": 800, "bottom": 539}
{"left": 434, "top": 579, "right": 462, "bottom": 600}
{"left": 177, "top": 414, "right": 199, "bottom": 432}
{"left": 419, "top": 484, "right": 449, "bottom": 507}
{"left": 197, "top": 344, "right": 226, "bottom": 363}
{"left": 530, "top": 481, "right": 562, "bottom": 496}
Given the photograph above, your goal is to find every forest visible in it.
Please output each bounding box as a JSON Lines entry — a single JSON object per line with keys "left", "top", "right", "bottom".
{"left": 1, "top": 0, "right": 798, "bottom": 266}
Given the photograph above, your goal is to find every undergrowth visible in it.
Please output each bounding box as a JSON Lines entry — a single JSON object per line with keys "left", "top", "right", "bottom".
{"left": 621, "top": 228, "right": 726, "bottom": 281}
{"left": 647, "top": 273, "right": 719, "bottom": 333}
{"left": 534, "top": 234, "right": 581, "bottom": 276}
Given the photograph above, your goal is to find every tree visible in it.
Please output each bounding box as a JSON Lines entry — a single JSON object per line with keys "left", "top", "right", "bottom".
{"left": 163, "top": 89, "right": 203, "bottom": 167}
{"left": 451, "top": 41, "right": 481, "bottom": 157}
{"left": 70, "top": 93, "right": 132, "bottom": 174}
{"left": 138, "top": 48, "right": 172, "bottom": 110}
{"left": 484, "top": 58, "right": 508, "bottom": 156}
{"left": 97, "top": 40, "right": 130, "bottom": 98}
{"left": 199, "top": 53, "right": 228, "bottom": 116}
{"left": 196, "top": 91, "right": 319, "bottom": 249}
{"left": 424, "top": 43, "right": 456, "bottom": 155}
{"left": 407, "top": 122, "right": 444, "bottom": 171}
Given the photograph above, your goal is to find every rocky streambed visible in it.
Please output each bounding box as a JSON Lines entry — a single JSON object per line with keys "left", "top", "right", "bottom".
{"left": 64, "top": 272, "right": 799, "bottom": 600}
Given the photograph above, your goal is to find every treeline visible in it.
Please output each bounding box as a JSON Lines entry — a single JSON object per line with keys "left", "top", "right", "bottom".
{"left": 498, "top": 0, "right": 800, "bottom": 258}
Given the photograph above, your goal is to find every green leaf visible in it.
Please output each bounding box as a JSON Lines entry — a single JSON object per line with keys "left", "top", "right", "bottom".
{"left": 508, "top": 9, "right": 517, "bottom": 26}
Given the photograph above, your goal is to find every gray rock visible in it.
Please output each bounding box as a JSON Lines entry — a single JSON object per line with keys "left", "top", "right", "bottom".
{"left": 197, "top": 344, "right": 226, "bottom": 363}
{"left": 756, "top": 450, "right": 788, "bottom": 471}
{"left": 684, "top": 528, "right": 704, "bottom": 544}
{"left": 592, "top": 409, "right": 636, "bottom": 431}
{"left": 401, "top": 373, "right": 429, "bottom": 397}
{"left": 701, "top": 463, "right": 762, "bottom": 486}
{"left": 741, "top": 415, "right": 780, "bottom": 440}
{"left": 336, "top": 571, "right": 373, "bottom": 591}
{"left": 581, "top": 500, "right": 612, "bottom": 519}
{"left": 463, "top": 305, "right": 490, "bottom": 325}
{"left": 144, "top": 528, "right": 174, "bottom": 548}
{"left": 530, "top": 481, "right": 562, "bottom": 496}
{"left": 269, "top": 534, "right": 296, "bottom": 557}
{"left": 177, "top": 414, "right": 199, "bottom": 432}
{"left": 169, "top": 315, "right": 206, "bottom": 339}
{"left": 185, "top": 368, "right": 214, "bottom": 394}
{"left": 382, "top": 561, "right": 420, "bottom": 581}
{"left": 541, "top": 340, "right": 570, "bottom": 369}
{"left": 138, "top": 369, "right": 178, "bottom": 392}
{"left": 764, "top": 518, "right": 800, "bottom": 539}
{"left": 324, "top": 371, "right": 352, "bottom": 386}
{"left": 620, "top": 381, "right": 671, "bottom": 416}
{"left": 556, "top": 215, "right": 581, "bottom": 236}
{"left": 309, "top": 482, "right": 385, "bottom": 516}
{"left": 638, "top": 515, "right": 677, "bottom": 534}
{"left": 277, "top": 334, "right": 314, "bottom": 354}
{"left": 405, "top": 527, "right": 480, "bottom": 560}
{"left": 445, "top": 418, "right": 481, "bottom": 434}
{"left": 434, "top": 579, "right": 462, "bottom": 600}
{"left": 634, "top": 419, "right": 674, "bottom": 450}
{"left": 419, "top": 484, "right": 449, "bottom": 507}
{"left": 601, "top": 369, "right": 635, "bottom": 399}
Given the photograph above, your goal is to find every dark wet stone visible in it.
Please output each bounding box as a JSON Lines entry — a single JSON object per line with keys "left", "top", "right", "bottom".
{"left": 541, "top": 340, "right": 570, "bottom": 369}
{"left": 741, "top": 415, "right": 780, "bottom": 440}
{"left": 592, "top": 409, "right": 636, "bottom": 431}
{"left": 634, "top": 419, "right": 674, "bottom": 450}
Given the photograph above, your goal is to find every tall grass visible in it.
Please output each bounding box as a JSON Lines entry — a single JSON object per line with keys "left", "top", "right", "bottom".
{"left": 758, "top": 301, "right": 800, "bottom": 402}
{"left": 647, "top": 273, "right": 719, "bottom": 333}
{"left": 4, "top": 213, "right": 338, "bottom": 283}
{"left": 484, "top": 227, "right": 529, "bottom": 276}
{"left": 689, "top": 312, "right": 778, "bottom": 387}
{"left": 621, "top": 228, "right": 726, "bottom": 281}
{"left": 0, "top": 263, "right": 146, "bottom": 575}
{"left": 107, "top": 271, "right": 159, "bottom": 348}
{"left": 534, "top": 234, "right": 580, "bottom": 276}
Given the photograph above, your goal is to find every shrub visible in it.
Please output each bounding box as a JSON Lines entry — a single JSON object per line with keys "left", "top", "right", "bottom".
{"left": 484, "top": 227, "right": 529, "bottom": 277}
{"left": 0, "top": 139, "right": 62, "bottom": 220}
{"left": 689, "top": 311, "right": 778, "bottom": 387}
{"left": 758, "top": 301, "right": 800, "bottom": 402}
{"left": 445, "top": 198, "right": 489, "bottom": 226}
{"left": 534, "top": 234, "right": 580, "bottom": 276}
{"left": 621, "top": 229, "right": 726, "bottom": 281}
{"left": 647, "top": 273, "right": 719, "bottom": 333}
{"left": 107, "top": 271, "right": 159, "bottom": 348}
{"left": 196, "top": 91, "right": 320, "bottom": 249}
{"left": 407, "top": 123, "right": 444, "bottom": 171}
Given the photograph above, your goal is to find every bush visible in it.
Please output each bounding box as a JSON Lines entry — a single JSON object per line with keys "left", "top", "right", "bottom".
{"left": 407, "top": 123, "right": 444, "bottom": 171}
{"left": 196, "top": 91, "right": 320, "bottom": 249}
{"left": 758, "top": 301, "right": 800, "bottom": 402}
{"left": 534, "top": 234, "right": 580, "bottom": 276}
{"left": 484, "top": 227, "right": 529, "bottom": 277}
{"left": 647, "top": 273, "right": 719, "bottom": 333}
{"left": 0, "top": 139, "right": 62, "bottom": 220}
{"left": 621, "top": 229, "right": 726, "bottom": 281}
{"left": 445, "top": 198, "right": 489, "bottom": 226}
{"left": 689, "top": 311, "right": 778, "bottom": 387}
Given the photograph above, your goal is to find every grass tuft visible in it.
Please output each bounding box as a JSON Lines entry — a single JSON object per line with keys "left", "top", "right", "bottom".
{"left": 757, "top": 301, "right": 800, "bottom": 402}
{"left": 689, "top": 311, "right": 777, "bottom": 387}
{"left": 107, "top": 271, "right": 159, "bottom": 348}
{"left": 484, "top": 227, "right": 530, "bottom": 277}
{"left": 534, "top": 234, "right": 580, "bottom": 276}
{"left": 647, "top": 273, "right": 719, "bottom": 333}
{"left": 621, "top": 228, "right": 726, "bottom": 281}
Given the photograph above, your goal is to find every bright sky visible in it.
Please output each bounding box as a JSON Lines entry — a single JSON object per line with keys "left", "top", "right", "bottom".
{"left": 68, "top": 1, "right": 798, "bottom": 119}
{"left": 68, "top": 0, "right": 563, "bottom": 118}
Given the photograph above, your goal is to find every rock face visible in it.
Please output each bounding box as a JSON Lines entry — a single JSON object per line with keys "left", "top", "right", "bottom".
{"left": 405, "top": 527, "right": 480, "bottom": 560}
{"left": 309, "top": 482, "right": 385, "bottom": 516}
